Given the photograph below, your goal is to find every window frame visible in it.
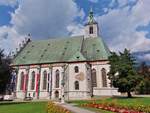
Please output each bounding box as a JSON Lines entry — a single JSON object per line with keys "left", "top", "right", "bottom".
{"left": 74, "top": 81, "right": 79, "bottom": 90}
{"left": 31, "top": 71, "right": 36, "bottom": 90}
{"left": 101, "top": 68, "right": 107, "bottom": 87}
{"left": 91, "top": 68, "right": 97, "bottom": 87}
{"left": 55, "top": 69, "right": 60, "bottom": 88}
{"left": 20, "top": 72, "right": 24, "bottom": 90}
{"left": 42, "top": 70, "right": 47, "bottom": 90}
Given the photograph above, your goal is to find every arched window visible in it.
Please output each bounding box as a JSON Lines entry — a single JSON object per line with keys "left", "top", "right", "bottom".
{"left": 89, "top": 26, "right": 93, "bottom": 34}
{"left": 101, "top": 68, "right": 107, "bottom": 87}
{"left": 20, "top": 72, "right": 24, "bottom": 90}
{"left": 91, "top": 69, "right": 97, "bottom": 87}
{"left": 31, "top": 71, "right": 35, "bottom": 90}
{"left": 74, "top": 66, "right": 79, "bottom": 73}
{"left": 43, "top": 70, "right": 47, "bottom": 90}
{"left": 55, "top": 70, "right": 59, "bottom": 88}
{"left": 74, "top": 81, "right": 79, "bottom": 90}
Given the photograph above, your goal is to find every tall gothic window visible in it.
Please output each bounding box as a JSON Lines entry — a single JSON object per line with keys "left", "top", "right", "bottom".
{"left": 43, "top": 70, "right": 47, "bottom": 90}
{"left": 55, "top": 70, "right": 59, "bottom": 88}
{"left": 89, "top": 26, "right": 93, "bottom": 34}
{"left": 91, "top": 69, "right": 97, "bottom": 87}
{"left": 31, "top": 71, "right": 35, "bottom": 90}
{"left": 101, "top": 68, "right": 107, "bottom": 87}
{"left": 74, "top": 66, "right": 79, "bottom": 73}
{"left": 20, "top": 72, "right": 24, "bottom": 90}
{"left": 74, "top": 81, "right": 79, "bottom": 90}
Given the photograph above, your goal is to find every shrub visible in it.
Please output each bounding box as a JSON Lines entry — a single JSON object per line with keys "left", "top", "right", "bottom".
{"left": 47, "top": 101, "right": 71, "bottom": 113}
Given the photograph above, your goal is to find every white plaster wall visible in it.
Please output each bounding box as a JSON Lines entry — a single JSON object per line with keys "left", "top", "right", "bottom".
{"left": 84, "top": 24, "right": 98, "bottom": 38}
{"left": 39, "top": 92, "right": 49, "bottom": 99}
{"left": 67, "top": 63, "right": 91, "bottom": 100}
{"left": 93, "top": 88, "right": 120, "bottom": 96}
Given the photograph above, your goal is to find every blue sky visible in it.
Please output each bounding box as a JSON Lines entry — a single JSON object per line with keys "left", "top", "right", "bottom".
{"left": 0, "top": 0, "right": 150, "bottom": 61}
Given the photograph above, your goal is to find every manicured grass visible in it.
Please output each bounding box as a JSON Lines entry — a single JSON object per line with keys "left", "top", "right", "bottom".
{"left": 68, "top": 97, "right": 150, "bottom": 106}
{"left": 67, "top": 97, "right": 150, "bottom": 113}
{"left": 0, "top": 101, "right": 47, "bottom": 113}
{"left": 100, "top": 97, "right": 150, "bottom": 106}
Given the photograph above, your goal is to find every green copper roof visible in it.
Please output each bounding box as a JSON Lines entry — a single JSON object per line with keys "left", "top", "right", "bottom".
{"left": 68, "top": 51, "right": 86, "bottom": 62}
{"left": 82, "top": 37, "right": 111, "bottom": 61}
{"left": 12, "top": 36, "right": 110, "bottom": 65}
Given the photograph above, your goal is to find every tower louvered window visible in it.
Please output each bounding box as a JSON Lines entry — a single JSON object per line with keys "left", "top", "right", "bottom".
{"left": 74, "top": 66, "right": 79, "bottom": 73}
{"left": 91, "top": 69, "right": 97, "bottom": 87}
{"left": 43, "top": 70, "right": 47, "bottom": 90}
{"left": 89, "top": 26, "right": 93, "bottom": 34}
{"left": 31, "top": 71, "right": 35, "bottom": 90}
{"left": 101, "top": 68, "right": 107, "bottom": 87}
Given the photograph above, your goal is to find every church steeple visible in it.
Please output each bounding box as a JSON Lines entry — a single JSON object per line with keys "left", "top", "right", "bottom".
{"left": 84, "top": 8, "right": 99, "bottom": 38}
{"left": 88, "top": 8, "right": 95, "bottom": 24}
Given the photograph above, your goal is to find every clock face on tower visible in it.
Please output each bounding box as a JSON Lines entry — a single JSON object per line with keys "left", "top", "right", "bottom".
{"left": 75, "top": 72, "right": 85, "bottom": 81}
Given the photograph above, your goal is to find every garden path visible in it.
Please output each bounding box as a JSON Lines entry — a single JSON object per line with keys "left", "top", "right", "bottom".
{"left": 56, "top": 102, "right": 96, "bottom": 113}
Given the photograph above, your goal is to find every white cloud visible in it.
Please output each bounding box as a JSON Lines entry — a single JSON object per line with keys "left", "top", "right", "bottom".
{"left": 0, "top": 26, "right": 24, "bottom": 53}
{"left": 67, "top": 23, "right": 84, "bottom": 36}
{"left": 0, "top": 0, "right": 81, "bottom": 53}
{"left": 97, "top": 0, "right": 150, "bottom": 52}
{"left": 11, "top": 0, "right": 79, "bottom": 39}
{"left": 0, "top": 0, "right": 17, "bottom": 7}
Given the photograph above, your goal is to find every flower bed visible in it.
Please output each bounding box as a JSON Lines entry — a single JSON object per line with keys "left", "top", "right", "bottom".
{"left": 47, "top": 101, "right": 71, "bottom": 113}
{"left": 81, "top": 101, "right": 150, "bottom": 113}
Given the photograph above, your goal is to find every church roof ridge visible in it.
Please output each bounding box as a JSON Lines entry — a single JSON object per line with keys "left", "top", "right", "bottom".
{"left": 31, "top": 35, "right": 85, "bottom": 42}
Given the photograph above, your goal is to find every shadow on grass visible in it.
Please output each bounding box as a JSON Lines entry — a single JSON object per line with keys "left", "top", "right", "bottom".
{"left": 111, "top": 96, "right": 144, "bottom": 99}
{"left": 0, "top": 101, "right": 31, "bottom": 106}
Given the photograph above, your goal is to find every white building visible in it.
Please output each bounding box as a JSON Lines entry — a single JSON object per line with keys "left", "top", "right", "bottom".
{"left": 11, "top": 10, "right": 119, "bottom": 100}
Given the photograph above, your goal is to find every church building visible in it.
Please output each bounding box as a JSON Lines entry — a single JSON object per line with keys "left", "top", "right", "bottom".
{"left": 11, "top": 10, "right": 120, "bottom": 100}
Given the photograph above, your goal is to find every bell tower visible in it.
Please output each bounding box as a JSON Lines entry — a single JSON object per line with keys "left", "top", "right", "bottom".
{"left": 84, "top": 8, "right": 99, "bottom": 38}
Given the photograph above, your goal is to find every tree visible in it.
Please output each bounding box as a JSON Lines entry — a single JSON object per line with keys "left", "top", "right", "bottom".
{"left": 137, "top": 62, "right": 150, "bottom": 94}
{"left": 0, "top": 49, "right": 12, "bottom": 94}
{"left": 108, "top": 49, "right": 139, "bottom": 98}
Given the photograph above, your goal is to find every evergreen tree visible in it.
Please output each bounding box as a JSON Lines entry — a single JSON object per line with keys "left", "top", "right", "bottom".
{"left": 108, "top": 49, "right": 139, "bottom": 98}
{"left": 0, "top": 49, "right": 12, "bottom": 94}
{"left": 137, "top": 62, "right": 150, "bottom": 94}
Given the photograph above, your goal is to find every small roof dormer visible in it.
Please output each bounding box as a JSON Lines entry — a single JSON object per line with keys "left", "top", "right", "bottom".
{"left": 84, "top": 8, "right": 99, "bottom": 38}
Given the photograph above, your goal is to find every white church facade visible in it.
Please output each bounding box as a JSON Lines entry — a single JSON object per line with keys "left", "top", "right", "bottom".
{"left": 11, "top": 10, "right": 120, "bottom": 100}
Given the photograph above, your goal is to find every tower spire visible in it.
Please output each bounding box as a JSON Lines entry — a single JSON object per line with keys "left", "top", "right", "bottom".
{"left": 88, "top": 7, "right": 95, "bottom": 24}
{"left": 84, "top": 8, "right": 99, "bottom": 38}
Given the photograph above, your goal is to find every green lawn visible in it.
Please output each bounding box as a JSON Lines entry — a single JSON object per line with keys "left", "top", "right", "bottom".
{"left": 67, "top": 97, "right": 150, "bottom": 113}
{"left": 0, "top": 101, "right": 47, "bottom": 113}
